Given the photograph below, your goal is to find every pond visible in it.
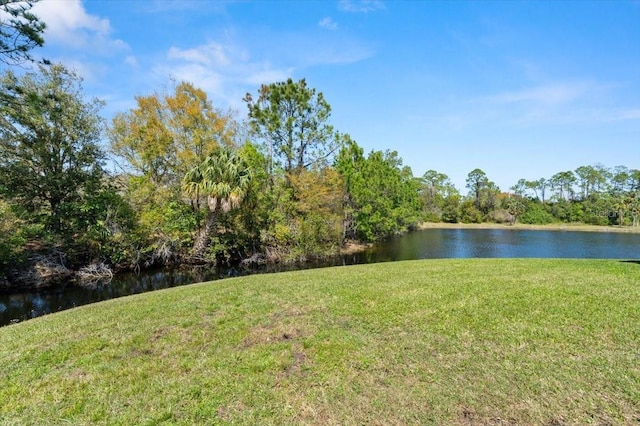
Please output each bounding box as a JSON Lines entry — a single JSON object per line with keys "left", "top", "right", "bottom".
{"left": 2, "top": 228, "right": 639, "bottom": 327}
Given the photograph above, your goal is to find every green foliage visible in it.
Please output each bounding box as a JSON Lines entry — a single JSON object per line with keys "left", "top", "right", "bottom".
{"left": 3, "top": 68, "right": 639, "bottom": 282}
{"left": 627, "top": 192, "right": 640, "bottom": 227}
{"left": 575, "top": 164, "right": 609, "bottom": 200}
{"left": 337, "top": 140, "right": 423, "bottom": 242}
{"left": 502, "top": 197, "right": 526, "bottom": 224}
{"left": 441, "top": 198, "right": 461, "bottom": 223}
{"left": 113, "top": 176, "right": 194, "bottom": 268}
{"left": 508, "top": 166, "right": 639, "bottom": 227}
{"left": 232, "top": 143, "right": 273, "bottom": 249}
{"left": 422, "top": 211, "right": 441, "bottom": 223}
{"left": 0, "top": 198, "right": 26, "bottom": 274}
{"left": 0, "top": 64, "right": 106, "bottom": 235}
{"left": 242, "top": 78, "right": 349, "bottom": 259}
{"left": 465, "top": 168, "right": 488, "bottom": 211}
{"left": 109, "top": 81, "right": 236, "bottom": 187}
{"left": 465, "top": 168, "right": 500, "bottom": 215}
{"left": 580, "top": 195, "right": 610, "bottom": 226}
{"left": 550, "top": 170, "right": 577, "bottom": 201}
{"left": 547, "top": 199, "right": 587, "bottom": 223}
{"left": 510, "top": 178, "right": 527, "bottom": 197}
{"left": 108, "top": 82, "right": 246, "bottom": 265}
{"left": 256, "top": 167, "right": 344, "bottom": 261}
{"left": 486, "top": 209, "right": 512, "bottom": 224}
{"left": 244, "top": 78, "right": 340, "bottom": 173}
{"left": 183, "top": 147, "right": 253, "bottom": 259}
{"left": 459, "top": 200, "right": 483, "bottom": 223}
{"left": 291, "top": 167, "right": 343, "bottom": 252}
{"left": 0, "top": 0, "right": 46, "bottom": 65}
{"left": 519, "top": 202, "right": 556, "bottom": 225}
{"left": 421, "top": 169, "right": 459, "bottom": 221}
{"left": 69, "top": 187, "right": 142, "bottom": 267}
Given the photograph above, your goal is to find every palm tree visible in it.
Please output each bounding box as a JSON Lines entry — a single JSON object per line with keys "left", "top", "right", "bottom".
{"left": 611, "top": 195, "right": 629, "bottom": 227}
{"left": 182, "top": 148, "right": 251, "bottom": 259}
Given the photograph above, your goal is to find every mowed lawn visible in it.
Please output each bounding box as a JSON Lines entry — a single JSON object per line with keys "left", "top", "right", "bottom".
{"left": 1, "top": 259, "right": 639, "bottom": 425}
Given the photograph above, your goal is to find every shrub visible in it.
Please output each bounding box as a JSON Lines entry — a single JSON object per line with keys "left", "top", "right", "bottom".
{"left": 0, "top": 199, "right": 26, "bottom": 274}
{"left": 441, "top": 203, "right": 460, "bottom": 223}
{"left": 423, "top": 210, "right": 441, "bottom": 223}
{"left": 487, "top": 209, "right": 513, "bottom": 224}
{"left": 459, "top": 201, "right": 482, "bottom": 224}
{"left": 519, "top": 202, "right": 556, "bottom": 224}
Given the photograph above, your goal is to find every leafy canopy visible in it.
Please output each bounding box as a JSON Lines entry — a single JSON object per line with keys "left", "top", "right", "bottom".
{"left": 0, "top": 0, "right": 46, "bottom": 65}
{"left": 0, "top": 63, "right": 105, "bottom": 233}
{"left": 244, "top": 78, "right": 341, "bottom": 175}
{"left": 110, "top": 81, "right": 237, "bottom": 186}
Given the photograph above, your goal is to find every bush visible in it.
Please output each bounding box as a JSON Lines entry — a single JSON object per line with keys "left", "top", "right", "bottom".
{"left": 487, "top": 209, "right": 513, "bottom": 224}
{"left": 423, "top": 210, "right": 441, "bottom": 223}
{"left": 459, "top": 201, "right": 482, "bottom": 224}
{"left": 583, "top": 213, "right": 609, "bottom": 226}
{"left": 519, "top": 202, "right": 556, "bottom": 225}
{"left": 0, "top": 199, "right": 26, "bottom": 274}
{"left": 441, "top": 203, "right": 460, "bottom": 223}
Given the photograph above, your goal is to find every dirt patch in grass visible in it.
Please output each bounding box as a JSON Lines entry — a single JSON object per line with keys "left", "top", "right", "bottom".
{"left": 243, "top": 325, "right": 305, "bottom": 347}
{"left": 457, "top": 407, "right": 518, "bottom": 425}
{"left": 243, "top": 306, "right": 316, "bottom": 347}
{"left": 278, "top": 342, "right": 308, "bottom": 380}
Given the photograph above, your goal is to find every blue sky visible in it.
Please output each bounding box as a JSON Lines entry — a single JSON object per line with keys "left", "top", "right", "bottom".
{"left": 27, "top": 0, "right": 640, "bottom": 192}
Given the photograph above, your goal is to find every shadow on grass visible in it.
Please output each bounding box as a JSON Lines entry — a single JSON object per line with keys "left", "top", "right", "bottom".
{"left": 620, "top": 260, "right": 640, "bottom": 265}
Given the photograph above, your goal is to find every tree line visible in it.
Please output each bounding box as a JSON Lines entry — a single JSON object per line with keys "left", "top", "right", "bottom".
{"left": 0, "top": 4, "right": 637, "bottom": 288}
{"left": 0, "top": 66, "right": 429, "bottom": 287}
{"left": 1, "top": 64, "right": 637, "bottom": 290}
{"left": 422, "top": 166, "right": 640, "bottom": 227}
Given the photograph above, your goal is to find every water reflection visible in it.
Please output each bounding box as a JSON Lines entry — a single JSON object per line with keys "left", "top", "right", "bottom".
{"left": 366, "top": 229, "right": 640, "bottom": 261}
{"left": 2, "top": 228, "right": 639, "bottom": 326}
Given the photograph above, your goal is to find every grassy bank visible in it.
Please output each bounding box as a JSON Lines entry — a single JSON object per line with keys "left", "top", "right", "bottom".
{"left": 420, "top": 221, "right": 640, "bottom": 233}
{"left": 1, "top": 259, "right": 639, "bottom": 425}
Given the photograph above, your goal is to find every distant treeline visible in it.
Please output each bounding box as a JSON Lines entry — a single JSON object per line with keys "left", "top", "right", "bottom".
{"left": 0, "top": 66, "right": 638, "bottom": 288}
{"left": 423, "top": 166, "right": 640, "bottom": 227}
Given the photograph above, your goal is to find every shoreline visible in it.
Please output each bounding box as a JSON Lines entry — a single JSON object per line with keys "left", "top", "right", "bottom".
{"left": 2, "top": 222, "right": 636, "bottom": 294}
{"left": 418, "top": 222, "right": 640, "bottom": 234}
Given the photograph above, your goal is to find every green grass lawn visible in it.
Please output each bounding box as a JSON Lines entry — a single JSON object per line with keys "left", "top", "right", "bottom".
{"left": 1, "top": 259, "right": 639, "bottom": 425}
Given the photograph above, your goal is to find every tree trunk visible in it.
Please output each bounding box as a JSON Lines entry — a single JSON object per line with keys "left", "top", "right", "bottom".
{"left": 193, "top": 209, "right": 217, "bottom": 259}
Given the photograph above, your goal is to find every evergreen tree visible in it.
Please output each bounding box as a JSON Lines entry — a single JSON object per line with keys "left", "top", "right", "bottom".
{"left": 0, "top": 64, "right": 105, "bottom": 234}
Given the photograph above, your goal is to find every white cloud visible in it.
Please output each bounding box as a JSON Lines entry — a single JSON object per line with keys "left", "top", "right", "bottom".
{"left": 124, "top": 55, "right": 138, "bottom": 67}
{"left": 612, "top": 108, "right": 640, "bottom": 121}
{"left": 157, "top": 41, "right": 293, "bottom": 108}
{"left": 272, "top": 31, "right": 373, "bottom": 67}
{"left": 319, "top": 17, "right": 338, "bottom": 30}
{"left": 299, "top": 41, "right": 372, "bottom": 66}
{"left": 483, "top": 82, "right": 593, "bottom": 106}
{"left": 465, "top": 81, "right": 640, "bottom": 127}
{"left": 32, "top": 0, "right": 127, "bottom": 53}
{"left": 147, "top": 0, "right": 225, "bottom": 13}
{"left": 57, "top": 58, "right": 102, "bottom": 82}
{"left": 154, "top": 28, "right": 372, "bottom": 109}
{"left": 157, "top": 62, "right": 224, "bottom": 94}
{"left": 569, "top": 107, "right": 640, "bottom": 124}
{"left": 164, "top": 42, "right": 291, "bottom": 86}
{"left": 167, "top": 42, "right": 229, "bottom": 66}
{"left": 338, "top": 0, "right": 384, "bottom": 13}
{"left": 244, "top": 66, "right": 291, "bottom": 85}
